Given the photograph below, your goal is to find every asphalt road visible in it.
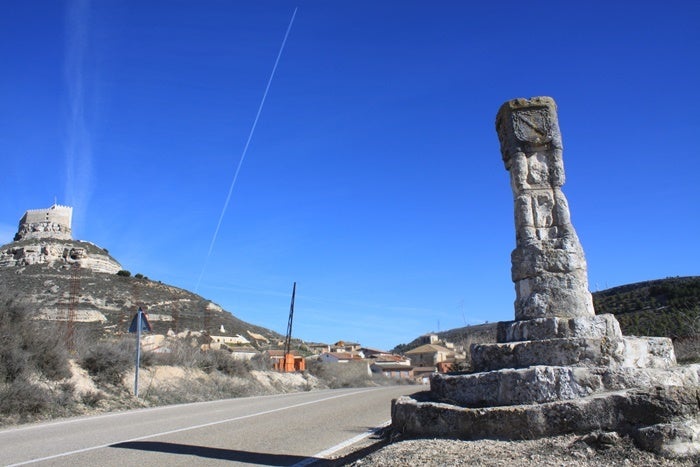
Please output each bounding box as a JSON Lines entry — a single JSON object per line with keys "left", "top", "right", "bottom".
{"left": 0, "top": 385, "right": 419, "bottom": 466}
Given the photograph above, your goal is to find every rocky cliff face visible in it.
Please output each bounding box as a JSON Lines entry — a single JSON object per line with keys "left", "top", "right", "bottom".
{"left": 0, "top": 239, "right": 122, "bottom": 274}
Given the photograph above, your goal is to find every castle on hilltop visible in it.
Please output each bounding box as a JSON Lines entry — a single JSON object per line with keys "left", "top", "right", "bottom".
{"left": 14, "top": 204, "right": 73, "bottom": 241}
{"left": 1, "top": 203, "right": 122, "bottom": 274}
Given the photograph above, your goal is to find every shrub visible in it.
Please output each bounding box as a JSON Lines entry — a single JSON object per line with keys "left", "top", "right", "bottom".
{"left": 0, "top": 379, "right": 52, "bottom": 416}
{"left": 197, "top": 350, "right": 247, "bottom": 377}
{"left": 81, "top": 390, "right": 105, "bottom": 407}
{"left": 0, "top": 302, "right": 71, "bottom": 383}
{"left": 305, "top": 359, "right": 375, "bottom": 389}
{"left": 29, "top": 324, "right": 71, "bottom": 381}
{"left": 116, "top": 270, "right": 131, "bottom": 277}
{"left": 80, "top": 339, "right": 134, "bottom": 385}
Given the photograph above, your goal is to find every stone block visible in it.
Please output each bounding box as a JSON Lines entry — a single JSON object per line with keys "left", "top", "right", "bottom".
{"left": 620, "top": 336, "right": 677, "bottom": 369}
{"left": 497, "top": 314, "right": 622, "bottom": 343}
{"left": 601, "top": 365, "right": 700, "bottom": 390}
{"left": 471, "top": 337, "right": 625, "bottom": 372}
{"left": 430, "top": 366, "right": 601, "bottom": 407}
{"left": 634, "top": 420, "right": 700, "bottom": 457}
{"left": 471, "top": 335, "right": 676, "bottom": 372}
{"left": 392, "top": 385, "right": 700, "bottom": 443}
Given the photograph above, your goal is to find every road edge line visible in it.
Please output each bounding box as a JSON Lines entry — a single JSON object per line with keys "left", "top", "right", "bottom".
{"left": 292, "top": 419, "right": 392, "bottom": 467}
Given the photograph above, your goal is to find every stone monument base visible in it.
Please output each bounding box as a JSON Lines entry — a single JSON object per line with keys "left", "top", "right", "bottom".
{"left": 392, "top": 313, "right": 700, "bottom": 457}
{"left": 397, "top": 96, "right": 700, "bottom": 456}
{"left": 393, "top": 384, "right": 700, "bottom": 457}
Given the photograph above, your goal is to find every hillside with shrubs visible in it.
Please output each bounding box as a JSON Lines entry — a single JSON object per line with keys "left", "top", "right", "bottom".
{"left": 0, "top": 300, "right": 395, "bottom": 427}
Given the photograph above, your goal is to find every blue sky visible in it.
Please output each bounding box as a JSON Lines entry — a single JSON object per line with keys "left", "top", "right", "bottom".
{"left": 1, "top": 1, "right": 698, "bottom": 351}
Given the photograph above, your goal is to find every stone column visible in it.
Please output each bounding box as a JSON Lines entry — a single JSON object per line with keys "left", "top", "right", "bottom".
{"left": 496, "top": 97, "right": 594, "bottom": 320}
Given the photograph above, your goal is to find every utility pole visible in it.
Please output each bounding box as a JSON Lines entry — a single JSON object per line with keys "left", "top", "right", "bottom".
{"left": 283, "top": 282, "right": 296, "bottom": 372}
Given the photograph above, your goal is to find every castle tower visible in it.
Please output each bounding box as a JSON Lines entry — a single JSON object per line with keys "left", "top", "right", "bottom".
{"left": 14, "top": 204, "right": 73, "bottom": 241}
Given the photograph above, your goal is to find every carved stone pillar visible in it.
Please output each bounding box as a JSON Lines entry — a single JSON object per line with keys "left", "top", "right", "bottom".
{"left": 496, "top": 97, "right": 594, "bottom": 320}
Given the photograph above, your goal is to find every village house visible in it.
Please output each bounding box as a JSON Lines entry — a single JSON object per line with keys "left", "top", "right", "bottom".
{"left": 366, "top": 353, "right": 411, "bottom": 367}
{"left": 208, "top": 334, "right": 250, "bottom": 350}
{"left": 404, "top": 343, "right": 453, "bottom": 368}
{"left": 331, "top": 341, "right": 362, "bottom": 353}
{"left": 419, "top": 333, "right": 441, "bottom": 345}
{"left": 370, "top": 363, "right": 414, "bottom": 380}
{"left": 318, "top": 351, "right": 363, "bottom": 363}
{"left": 306, "top": 343, "right": 332, "bottom": 354}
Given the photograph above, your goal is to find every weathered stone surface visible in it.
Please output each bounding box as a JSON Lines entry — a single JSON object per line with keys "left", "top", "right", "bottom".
{"left": 621, "top": 336, "right": 678, "bottom": 369}
{"left": 497, "top": 314, "right": 622, "bottom": 342}
{"left": 496, "top": 97, "right": 594, "bottom": 320}
{"left": 634, "top": 420, "right": 700, "bottom": 456}
{"left": 14, "top": 205, "right": 73, "bottom": 241}
{"left": 431, "top": 366, "right": 601, "bottom": 407}
{"left": 393, "top": 385, "right": 700, "bottom": 441}
{"left": 471, "top": 336, "right": 676, "bottom": 372}
{"left": 0, "top": 241, "right": 121, "bottom": 274}
{"left": 431, "top": 365, "right": 700, "bottom": 409}
{"left": 601, "top": 365, "right": 700, "bottom": 391}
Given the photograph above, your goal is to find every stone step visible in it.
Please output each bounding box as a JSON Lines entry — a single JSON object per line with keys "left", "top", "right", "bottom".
{"left": 471, "top": 336, "right": 676, "bottom": 372}
{"left": 497, "top": 313, "right": 622, "bottom": 343}
{"left": 392, "top": 385, "right": 700, "bottom": 455}
{"left": 430, "top": 364, "right": 700, "bottom": 408}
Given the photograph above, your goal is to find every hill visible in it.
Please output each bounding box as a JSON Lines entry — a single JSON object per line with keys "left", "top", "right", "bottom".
{"left": 592, "top": 276, "right": 700, "bottom": 338}
{"left": 0, "top": 262, "right": 282, "bottom": 345}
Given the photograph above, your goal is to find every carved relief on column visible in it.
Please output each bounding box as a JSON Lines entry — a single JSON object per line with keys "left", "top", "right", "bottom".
{"left": 496, "top": 97, "right": 594, "bottom": 320}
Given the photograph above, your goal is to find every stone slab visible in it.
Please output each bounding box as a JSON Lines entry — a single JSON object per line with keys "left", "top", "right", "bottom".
{"left": 497, "top": 314, "right": 622, "bottom": 343}
{"left": 430, "top": 364, "right": 700, "bottom": 408}
{"left": 471, "top": 336, "right": 675, "bottom": 372}
{"left": 392, "top": 385, "right": 700, "bottom": 445}
{"left": 431, "top": 366, "right": 601, "bottom": 407}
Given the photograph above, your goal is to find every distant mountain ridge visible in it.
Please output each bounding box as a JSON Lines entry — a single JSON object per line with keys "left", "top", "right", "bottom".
{"left": 394, "top": 276, "right": 700, "bottom": 354}
{"left": 592, "top": 276, "right": 700, "bottom": 339}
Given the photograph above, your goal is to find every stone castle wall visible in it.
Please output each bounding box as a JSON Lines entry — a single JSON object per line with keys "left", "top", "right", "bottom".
{"left": 15, "top": 204, "right": 73, "bottom": 241}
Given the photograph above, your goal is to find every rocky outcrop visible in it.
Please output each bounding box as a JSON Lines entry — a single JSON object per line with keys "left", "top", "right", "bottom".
{"left": 0, "top": 240, "right": 122, "bottom": 274}
{"left": 392, "top": 97, "right": 700, "bottom": 457}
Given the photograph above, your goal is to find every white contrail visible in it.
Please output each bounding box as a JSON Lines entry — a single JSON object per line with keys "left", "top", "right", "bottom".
{"left": 64, "top": 0, "right": 93, "bottom": 236}
{"left": 195, "top": 7, "right": 298, "bottom": 292}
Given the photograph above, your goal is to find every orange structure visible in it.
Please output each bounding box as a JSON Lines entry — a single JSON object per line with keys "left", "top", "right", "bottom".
{"left": 272, "top": 352, "right": 306, "bottom": 372}
{"left": 275, "top": 282, "right": 306, "bottom": 372}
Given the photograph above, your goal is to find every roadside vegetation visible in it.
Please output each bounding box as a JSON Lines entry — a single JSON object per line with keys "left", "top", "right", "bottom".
{"left": 0, "top": 301, "right": 397, "bottom": 427}
{"left": 0, "top": 302, "right": 74, "bottom": 424}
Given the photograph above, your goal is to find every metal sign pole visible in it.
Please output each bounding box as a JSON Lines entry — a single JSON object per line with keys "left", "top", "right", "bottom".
{"left": 134, "top": 308, "right": 142, "bottom": 397}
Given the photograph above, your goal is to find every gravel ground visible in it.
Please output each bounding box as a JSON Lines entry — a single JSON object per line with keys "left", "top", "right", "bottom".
{"left": 334, "top": 432, "right": 700, "bottom": 466}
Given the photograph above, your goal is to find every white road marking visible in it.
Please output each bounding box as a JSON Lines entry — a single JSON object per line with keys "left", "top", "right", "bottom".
{"left": 8, "top": 388, "right": 379, "bottom": 466}
{"left": 292, "top": 420, "right": 392, "bottom": 466}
